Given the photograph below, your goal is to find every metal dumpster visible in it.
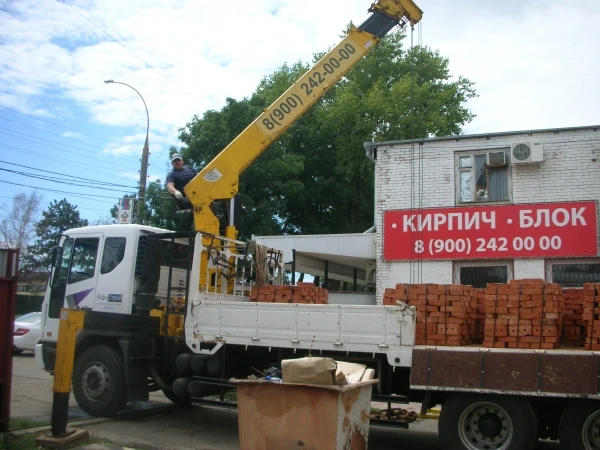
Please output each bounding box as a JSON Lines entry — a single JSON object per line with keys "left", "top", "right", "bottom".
{"left": 233, "top": 379, "right": 377, "bottom": 450}
{"left": 0, "top": 249, "right": 19, "bottom": 433}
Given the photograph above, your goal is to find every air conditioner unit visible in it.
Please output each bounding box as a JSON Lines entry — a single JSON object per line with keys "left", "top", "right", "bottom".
{"left": 488, "top": 151, "right": 507, "bottom": 166}
{"left": 511, "top": 142, "right": 544, "bottom": 164}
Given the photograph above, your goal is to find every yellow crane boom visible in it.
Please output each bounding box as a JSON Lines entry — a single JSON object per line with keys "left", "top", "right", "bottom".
{"left": 184, "top": 0, "right": 422, "bottom": 237}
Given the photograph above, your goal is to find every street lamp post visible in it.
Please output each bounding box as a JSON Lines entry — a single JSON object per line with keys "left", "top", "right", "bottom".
{"left": 104, "top": 79, "right": 149, "bottom": 225}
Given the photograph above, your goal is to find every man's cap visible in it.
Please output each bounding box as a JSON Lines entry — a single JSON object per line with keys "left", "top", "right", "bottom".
{"left": 171, "top": 153, "right": 182, "bottom": 162}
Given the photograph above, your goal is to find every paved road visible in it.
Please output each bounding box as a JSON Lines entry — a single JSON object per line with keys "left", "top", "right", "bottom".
{"left": 11, "top": 353, "right": 560, "bottom": 449}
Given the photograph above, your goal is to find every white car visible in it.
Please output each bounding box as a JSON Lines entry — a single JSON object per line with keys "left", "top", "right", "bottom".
{"left": 13, "top": 312, "right": 43, "bottom": 354}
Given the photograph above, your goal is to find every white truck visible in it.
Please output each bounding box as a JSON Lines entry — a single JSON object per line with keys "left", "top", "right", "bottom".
{"left": 38, "top": 1, "right": 600, "bottom": 448}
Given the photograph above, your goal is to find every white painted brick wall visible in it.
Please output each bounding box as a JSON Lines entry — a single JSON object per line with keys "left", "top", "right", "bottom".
{"left": 374, "top": 127, "right": 600, "bottom": 303}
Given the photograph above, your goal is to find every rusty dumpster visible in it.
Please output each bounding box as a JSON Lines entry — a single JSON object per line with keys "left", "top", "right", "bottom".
{"left": 0, "top": 249, "right": 19, "bottom": 433}
{"left": 233, "top": 379, "right": 377, "bottom": 450}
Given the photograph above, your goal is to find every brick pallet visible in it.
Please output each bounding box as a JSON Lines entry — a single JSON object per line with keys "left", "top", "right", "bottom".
{"left": 484, "top": 280, "right": 564, "bottom": 349}
{"left": 582, "top": 283, "right": 600, "bottom": 350}
{"left": 249, "top": 282, "right": 329, "bottom": 304}
{"left": 563, "top": 288, "right": 585, "bottom": 347}
{"left": 383, "top": 283, "right": 475, "bottom": 346}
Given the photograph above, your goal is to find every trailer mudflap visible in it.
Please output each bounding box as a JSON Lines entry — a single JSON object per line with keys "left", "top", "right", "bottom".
{"left": 411, "top": 346, "right": 600, "bottom": 397}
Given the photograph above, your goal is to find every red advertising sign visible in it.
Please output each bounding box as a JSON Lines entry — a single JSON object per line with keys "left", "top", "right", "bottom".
{"left": 384, "top": 201, "right": 598, "bottom": 260}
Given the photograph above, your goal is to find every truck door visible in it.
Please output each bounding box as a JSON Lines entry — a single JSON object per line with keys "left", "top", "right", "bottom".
{"left": 44, "top": 233, "right": 102, "bottom": 342}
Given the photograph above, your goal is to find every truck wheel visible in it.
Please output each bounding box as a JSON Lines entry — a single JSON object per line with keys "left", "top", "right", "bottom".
{"left": 73, "top": 345, "right": 127, "bottom": 417}
{"left": 559, "top": 399, "right": 600, "bottom": 450}
{"left": 438, "top": 394, "right": 537, "bottom": 450}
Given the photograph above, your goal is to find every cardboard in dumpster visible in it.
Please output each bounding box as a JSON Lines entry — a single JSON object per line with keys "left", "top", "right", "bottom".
{"left": 281, "top": 357, "right": 375, "bottom": 386}
{"left": 281, "top": 357, "right": 337, "bottom": 385}
{"left": 336, "top": 361, "right": 375, "bottom": 384}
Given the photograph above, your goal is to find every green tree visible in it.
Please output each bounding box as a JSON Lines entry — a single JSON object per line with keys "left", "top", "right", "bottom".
{"left": 143, "top": 179, "right": 179, "bottom": 230}
{"left": 174, "top": 32, "right": 476, "bottom": 238}
{"left": 22, "top": 199, "right": 88, "bottom": 274}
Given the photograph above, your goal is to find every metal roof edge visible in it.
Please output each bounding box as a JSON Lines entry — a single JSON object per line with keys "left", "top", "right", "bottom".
{"left": 252, "top": 232, "right": 375, "bottom": 240}
{"left": 363, "top": 124, "right": 600, "bottom": 150}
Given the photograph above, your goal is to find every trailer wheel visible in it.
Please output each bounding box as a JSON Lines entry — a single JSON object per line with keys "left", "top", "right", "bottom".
{"left": 559, "top": 399, "right": 600, "bottom": 450}
{"left": 73, "top": 345, "right": 127, "bottom": 417}
{"left": 439, "top": 394, "right": 537, "bottom": 450}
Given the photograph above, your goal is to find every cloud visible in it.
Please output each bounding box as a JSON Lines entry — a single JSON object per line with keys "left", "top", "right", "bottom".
{"left": 1, "top": 0, "right": 598, "bottom": 158}
{"left": 422, "top": 0, "right": 600, "bottom": 133}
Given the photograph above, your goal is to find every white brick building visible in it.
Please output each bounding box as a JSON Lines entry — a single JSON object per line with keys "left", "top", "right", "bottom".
{"left": 365, "top": 125, "right": 600, "bottom": 302}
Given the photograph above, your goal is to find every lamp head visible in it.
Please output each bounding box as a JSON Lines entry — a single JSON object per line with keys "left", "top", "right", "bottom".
{"left": 104, "top": 80, "right": 114, "bottom": 84}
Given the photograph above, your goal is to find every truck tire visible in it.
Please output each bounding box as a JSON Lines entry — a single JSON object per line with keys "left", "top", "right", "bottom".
{"left": 438, "top": 394, "right": 537, "bottom": 450}
{"left": 73, "top": 345, "right": 127, "bottom": 417}
{"left": 559, "top": 399, "right": 600, "bottom": 450}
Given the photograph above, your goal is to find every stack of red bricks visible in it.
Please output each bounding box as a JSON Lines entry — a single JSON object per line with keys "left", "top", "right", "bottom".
{"left": 562, "top": 288, "right": 585, "bottom": 347}
{"left": 383, "top": 284, "right": 475, "bottom": 346}
{"left": 249, "top": 282, "right": 329, "bottom": 304}
{"left": 472, "top": 288, "right": 486, "bottom": 343}
{"left": 582, "top": 284, "right": 600, "bottom": 350}
{"left": 484, "top": 279, "right": 563, "bottom": 349}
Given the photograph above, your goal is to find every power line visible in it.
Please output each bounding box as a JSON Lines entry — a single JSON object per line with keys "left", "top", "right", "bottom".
{"left": 61, "top": 0, "right": 165, "bottom": 79}
{"left": 0, "top": 128, "right": 140, "bottom": 172}
{"left": 0, "top": 115, "right": 142, "bottom": 163}
{"left": 0, "top": 196, "right": 110, "bottom": 213}
{"left": 0, "top": 105, "right": 120, "bottom": 145}
{"left": 0, "top": 180, "right": 125, "bottom": 200}
{"left": 0, "top": 160, "right": 138, "bottom": 189}
{"left": 59, "top": 0, "right": 198, "bottom": 102}
{"left": 0, "top": 143, "right": 144, "bottom": 181}
{"left": 0, "top": 108, "right": 171, "bottom": 167}
{"left": 0, "top": 168, "right": 137, "bottom": 194}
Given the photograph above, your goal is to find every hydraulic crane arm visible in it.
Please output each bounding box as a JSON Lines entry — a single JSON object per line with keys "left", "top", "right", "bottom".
{"left": 184, "top": 0, "right": 422, "bottom": 236}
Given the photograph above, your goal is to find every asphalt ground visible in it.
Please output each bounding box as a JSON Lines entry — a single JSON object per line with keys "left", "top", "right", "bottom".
{"left": 10, "top": 353, "right": 560, "bottom": 449}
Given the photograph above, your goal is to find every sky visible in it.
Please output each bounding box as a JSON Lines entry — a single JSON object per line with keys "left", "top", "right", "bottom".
{"left": 0, "top": 0, "right": 598, "bottom": 225}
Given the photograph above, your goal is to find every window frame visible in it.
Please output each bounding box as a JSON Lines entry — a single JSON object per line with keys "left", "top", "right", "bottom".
{"left": 455, "top": 148, "right": 512, "bottom": 205}
{"left": 545, "top": 258, "right": 600, "bottom": 288}
{"left": 453, "top": 260, "right": 514, "bottom": 288}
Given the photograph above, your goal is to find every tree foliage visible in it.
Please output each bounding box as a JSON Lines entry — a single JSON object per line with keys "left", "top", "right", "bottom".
{"left": 172, "top": 32, "right": 476, "bottom": 238}
{"left": 0, "top": 191, "right": 42, "bottom": 250}
{"left": 22, "top": 199, "right": 88, "bottom": 274}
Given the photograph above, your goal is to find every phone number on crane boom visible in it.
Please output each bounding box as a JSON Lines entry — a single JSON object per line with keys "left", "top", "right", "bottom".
{"left": 258, "top": 41, "right": 366, "bottom": 134}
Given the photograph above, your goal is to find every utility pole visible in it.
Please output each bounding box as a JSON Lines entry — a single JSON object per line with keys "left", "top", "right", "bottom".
{"left": 104, "top": 80, "right": 149, "bottom": 224}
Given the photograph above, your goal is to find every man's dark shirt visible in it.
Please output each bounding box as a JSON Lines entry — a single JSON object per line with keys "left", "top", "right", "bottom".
{"left": 166, "top": 165, "right": 197, "bottom": 194}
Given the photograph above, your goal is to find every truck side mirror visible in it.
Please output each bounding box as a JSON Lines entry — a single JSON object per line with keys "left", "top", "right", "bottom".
{"left": 51, "top": 247, "right": 61, "bottom": 268}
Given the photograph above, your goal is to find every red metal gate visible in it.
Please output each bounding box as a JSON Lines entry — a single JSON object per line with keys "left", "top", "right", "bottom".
{"left": 0, "top": 249, "right": 19, "bottom": 432}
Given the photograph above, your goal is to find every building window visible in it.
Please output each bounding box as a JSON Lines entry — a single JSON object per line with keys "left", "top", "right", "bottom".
{"left": 546, "top": 259, "right": 600, "bottom": 287}
{"left": 454, "top": 261, "right": 513, "bottom": 288}
{"left": 456, "top": 149, "right": 511, "bottom": 204}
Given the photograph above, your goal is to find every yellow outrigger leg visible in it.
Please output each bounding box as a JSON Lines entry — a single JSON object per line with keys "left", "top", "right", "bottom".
{"left": 51, "top": 309, "right": 84, "bottom": 437}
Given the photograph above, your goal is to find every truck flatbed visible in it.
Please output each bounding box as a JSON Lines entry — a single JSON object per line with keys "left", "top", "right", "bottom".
{"left": 185, "top": 295, "right": 416, "bottom": 367}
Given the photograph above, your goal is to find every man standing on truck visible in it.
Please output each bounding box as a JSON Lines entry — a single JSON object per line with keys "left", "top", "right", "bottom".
{"left": 166, "top": 153, "right": 196, "bottom": 209}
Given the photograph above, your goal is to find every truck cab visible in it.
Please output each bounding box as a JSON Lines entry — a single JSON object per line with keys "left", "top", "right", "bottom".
{"left": 35, "top": 224, "right": 187, "bottom": 373}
